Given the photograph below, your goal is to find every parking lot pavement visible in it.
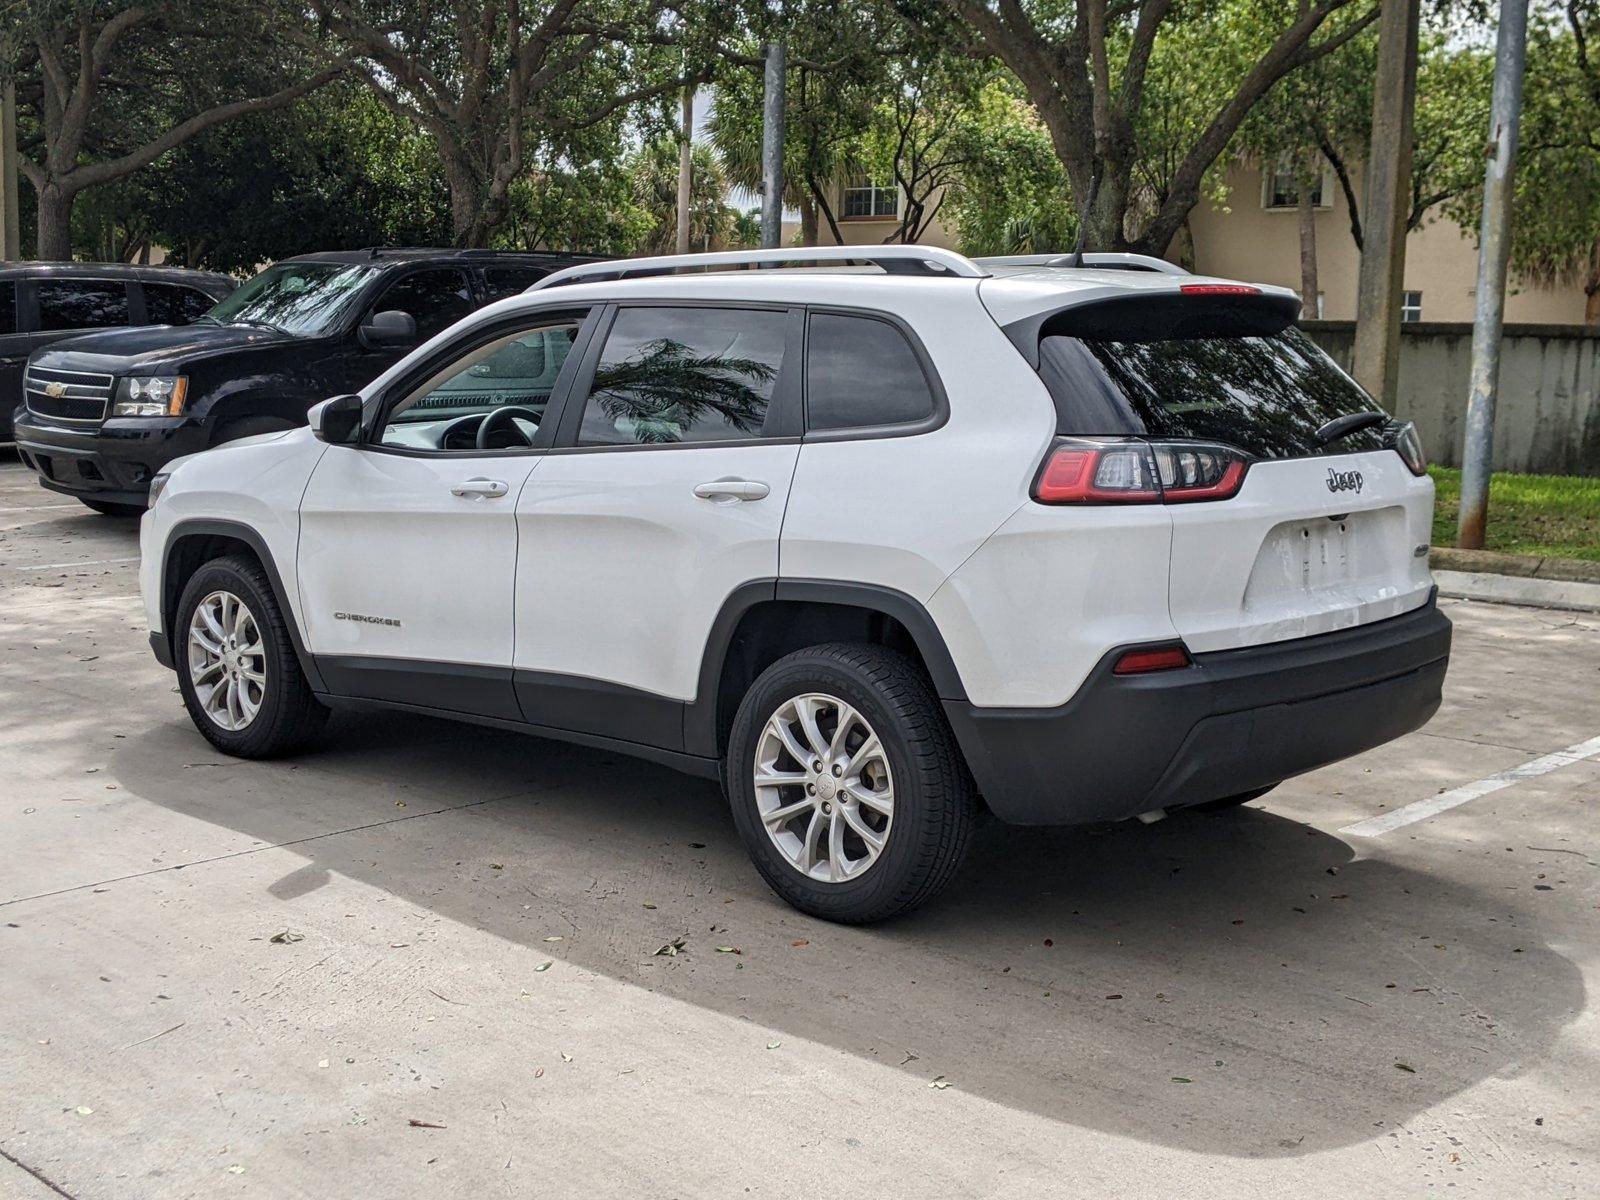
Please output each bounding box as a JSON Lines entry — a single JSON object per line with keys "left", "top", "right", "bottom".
{"left": 1, "top": 457, "right": 1596, "bottom": 1199}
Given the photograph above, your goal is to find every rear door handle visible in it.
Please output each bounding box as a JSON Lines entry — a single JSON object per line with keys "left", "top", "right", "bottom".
{"left": 450, "top": 477, "right": 509, "bottom": 498}
{"left": 693, "top": 478, "right": 770, "bottom": 502}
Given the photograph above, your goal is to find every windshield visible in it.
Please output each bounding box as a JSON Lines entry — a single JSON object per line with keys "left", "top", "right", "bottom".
{"left": 201, "top": 263, "right": 378, "bottom": 336}
{"left": 1035, "top": 327, "right": 1388, "bottom": 459}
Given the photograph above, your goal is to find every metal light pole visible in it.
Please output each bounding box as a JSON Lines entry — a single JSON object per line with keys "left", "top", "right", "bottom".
{"left": 675, "top": 86, "right": 693, "bottom": 255}
{"left": 759, "top": 39, "right": 785, "bottom": 249}
{"left": 1457, "top": 0, "right": 1529, "bottom": 549}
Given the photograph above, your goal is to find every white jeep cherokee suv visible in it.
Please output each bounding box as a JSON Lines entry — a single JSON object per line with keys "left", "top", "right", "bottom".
{"left": 139, "top": 246, "right": 1452, "bottom": 923}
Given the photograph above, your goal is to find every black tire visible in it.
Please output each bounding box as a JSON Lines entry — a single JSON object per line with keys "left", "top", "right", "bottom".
{"left": 80, "top": 498, "right": 145, "bottom": 517}
{"left": 174, "top": 555, "right": 327, "bottom": 758}
{"left": 726, "top": 643, "right": 978, "bottom": 923}
{"left": 1190, "top": 784, "right": 1277, "bottom": 813}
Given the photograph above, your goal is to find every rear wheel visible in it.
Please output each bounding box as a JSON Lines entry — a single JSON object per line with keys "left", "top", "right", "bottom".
{"left": 175, "top": 555, "right": 327, "bottom": 757}
{"left": 726, "top": 644, "right": 977, "bottom": 923}
{"left": 1190, "top": 784, "right": 1276, "bottom": 813}
{"left": 79, "top": 498, "right": 144, "bottom": 517}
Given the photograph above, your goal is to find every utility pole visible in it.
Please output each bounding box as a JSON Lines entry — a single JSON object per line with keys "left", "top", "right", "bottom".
{"left": 759, "top": 39, "right": 785, "bottom": 249}
{"left": 1349, "top": 0, "right": 1420, "bottom": 407}
{"left": 675, "top": 86, "right": 693, "bottom": 255}
{"left": 1457, "top": 0, "right": 1529, "bottom": 549}
{"left": 1, "top": 42, "right": 20, "bottom": 260}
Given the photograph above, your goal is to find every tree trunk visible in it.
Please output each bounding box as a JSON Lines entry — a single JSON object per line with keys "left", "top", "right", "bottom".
{"left": 35, "top": 183, "right": 73, "bottom": 261}
{"left": 1586, "top": 234, "right": 1600, "bottom": 326}
{"left": 1297, "top": 188, "right": 1319, "bottom": 317}
{"left": 798, "top": 195, "right": 818, "bottom": 247}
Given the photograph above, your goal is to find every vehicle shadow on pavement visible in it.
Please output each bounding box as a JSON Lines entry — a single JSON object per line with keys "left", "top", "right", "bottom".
{"left": 119, "top": 705, "right": 1583, "bottom": 1159}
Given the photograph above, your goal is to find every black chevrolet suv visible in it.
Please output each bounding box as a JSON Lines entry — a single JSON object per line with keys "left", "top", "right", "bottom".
{"left": 13, "top": 249, "right": 597, "bottom": 514}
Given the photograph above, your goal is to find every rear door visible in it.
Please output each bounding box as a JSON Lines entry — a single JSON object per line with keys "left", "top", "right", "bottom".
{"left": 0, "top": 280, "right": 22, "bottom": 440}
{"left": 1035, "top": 324, "right": 1434, "bottom": 652}
{"left": 512, "top": 303, "right": 801, "bottom": 747}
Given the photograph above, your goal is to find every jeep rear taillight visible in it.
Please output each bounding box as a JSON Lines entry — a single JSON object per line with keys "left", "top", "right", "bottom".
{"left": 1032, "top": 439, "right": 1250, "bottom": 505}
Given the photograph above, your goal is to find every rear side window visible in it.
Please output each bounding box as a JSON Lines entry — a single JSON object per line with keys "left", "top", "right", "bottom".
{"left": 1036, "top": 327, "right": 1385, "bottom": 459}
{"left": 482, "top": 264, "right": 549, "bottom": 300}
{"left": 144, "top": 282, "right": 217, "bottom": 325}
{"left": 576, "top": 306, "right": 787, "bottom": 446}
{"left": 374, "top": 268, "right": 474, "bottom": 340}
{"left": 37, "top": 280, "right": 130, "bottom": 331}
{"left": 805, "top": 313, "right": 936, "bottom": 432}
{"left": 0, "top": 281, "right": 14, "bottom": 333}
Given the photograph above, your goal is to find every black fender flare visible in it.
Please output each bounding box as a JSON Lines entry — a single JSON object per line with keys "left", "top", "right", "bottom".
{"left": 159, "top": 518, "right": 324, "bottom": 691}
{"left": 684, "top": 578, "right": 968, "bottom": 758}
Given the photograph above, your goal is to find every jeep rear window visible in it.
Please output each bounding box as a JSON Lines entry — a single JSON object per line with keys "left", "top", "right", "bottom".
{"left": 1035, "top": 326, "right": 1386, "bottom": 459}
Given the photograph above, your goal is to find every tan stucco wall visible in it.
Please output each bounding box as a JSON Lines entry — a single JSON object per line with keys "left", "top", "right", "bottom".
{"left": 1188, "top": 163, "right": 1585, "bottom": 325}
{"left": 780, "top": 214, "right": 957, "bottom": 251}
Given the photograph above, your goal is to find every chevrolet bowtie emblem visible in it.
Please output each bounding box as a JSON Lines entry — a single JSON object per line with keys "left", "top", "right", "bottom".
{"left": 44, "top": 381, "right": 68, "bottom": 398}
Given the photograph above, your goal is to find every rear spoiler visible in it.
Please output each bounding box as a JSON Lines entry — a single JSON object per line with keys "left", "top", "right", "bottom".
{"left": 1002, "top": 289, "right": 1303, "bottom": 367}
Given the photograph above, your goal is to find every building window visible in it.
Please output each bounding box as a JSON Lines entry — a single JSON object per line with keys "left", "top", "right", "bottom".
{"left": 1262, "top": 159, "right": 1329, "bottom": 210}
{"left": 1401, "top": 291, "right": 1423, "bottom": 323}
{"left": 842, "top": 174, "right": 897, "bottom": 219}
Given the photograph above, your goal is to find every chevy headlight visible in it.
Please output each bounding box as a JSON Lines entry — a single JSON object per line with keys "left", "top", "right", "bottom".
{"left": 113, "top": 376, "right": 188, "bottom": 417}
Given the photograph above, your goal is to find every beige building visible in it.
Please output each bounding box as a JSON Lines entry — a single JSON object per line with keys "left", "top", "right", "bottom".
{"left": 786, "top": 164, "right": 1589, "bottom": 326}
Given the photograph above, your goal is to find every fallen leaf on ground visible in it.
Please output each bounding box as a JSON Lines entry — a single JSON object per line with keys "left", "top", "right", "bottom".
{"left": 268, "top": 930, "right": 304, "bottom": 944}
{"left": 560, "top": 1052, "right": 573, "bottom": 1063}
{"left": 1171, "top": 1077, "right": 1192, "bottom": 1084}
{"left": 74, "top": 1105, "right": 93, "bottom": 1115}
{"left": 534, "top": 1067, "right": 544, "bottom": 1078}
{"left": 226, "top": 1164, "right": 245, "bottom": 1174}
{"left": 543, "top": 936, "right": 563, "bottom": 942}
{"left": 929, "top": 1076, "right": 951, "bottom": 1089}
{"left": 791, "top": 939, "right": 809, "bottom": 948}
{"left": 533, "top": 961, "right": 553, "bottom": 972}
{"left": 654, "top": 936, "right": 688, "bottom": 957}
{"left": 766, "top": 1040, "right": 781, "bottom": 1050}
{"left": 1394, "top": 1062, "right": 1416, "bottom": 1074}
{"left": 715, "top": 946, "right": 741, "bottom": 954}
{"left": 408, "top": 1118, "right": 447, "bottom": 1129}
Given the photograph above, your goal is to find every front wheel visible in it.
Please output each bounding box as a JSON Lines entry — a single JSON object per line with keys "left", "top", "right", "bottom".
{"left": 726, "top": 644, "right": 977, "bottom": 923}
{"left": 80, "top": 498, "right": 144, "bottom": 517}
{"left": 174, "top": 555, "right": 327, "bottom": 757}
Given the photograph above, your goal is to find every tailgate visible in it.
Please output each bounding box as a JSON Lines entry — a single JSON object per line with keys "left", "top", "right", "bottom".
{"left": 1167, "top": 450, "right": 1436, "bottom": 652}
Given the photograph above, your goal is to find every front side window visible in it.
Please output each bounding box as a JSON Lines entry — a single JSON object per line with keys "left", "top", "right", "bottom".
{"left": 378, "top": 317, "right": 583, "bottom": 451}
{"left": 576, "top": 306, "right": 787, "bottom": 446}
{"left": 37, "top": 280, "right": 130, "bottom": 330}
{"left": 373, "top": 268, "right": 475, "bottom": 341}
{"left": 144, "top": 283, "right": 217, "bottom": 325}
{"left": 806, "top": 313, "right": 936, "bottom": 432}
{"left": 0, "top": 280, "right": 15, "bottom": 334}
{"left": 203, "top": 262, "right": 377, "bottom": 336}
{"left": 842, "top": 174, "right": 898, "bottom": 219}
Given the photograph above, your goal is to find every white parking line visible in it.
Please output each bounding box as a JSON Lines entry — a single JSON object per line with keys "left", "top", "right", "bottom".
{"left": 1342, "top": 733, "right": 1600, "bottom": 837}
{"left": 15, "top": 556, "right": 141, "bottom": 571}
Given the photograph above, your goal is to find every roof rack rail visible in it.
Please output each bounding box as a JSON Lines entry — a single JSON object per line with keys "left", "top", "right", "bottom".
{"left": 972, "top": 252, "right": 1188, "bottom": 276}
{"left": 528, "top": 245, "right": 987, "bottom": 290}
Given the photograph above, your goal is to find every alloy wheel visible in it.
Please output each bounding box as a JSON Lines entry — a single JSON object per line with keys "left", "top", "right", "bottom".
{"left": 753, "top": 692, "right": 895, "bottom": 883}
{"left": 187, "top": 590, "right": 265, "bottom": 731}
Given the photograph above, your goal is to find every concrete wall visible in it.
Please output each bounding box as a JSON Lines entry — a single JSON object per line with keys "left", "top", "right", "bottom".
{"left": 1303, "top": 321, "right": 1600, "bottom": 477}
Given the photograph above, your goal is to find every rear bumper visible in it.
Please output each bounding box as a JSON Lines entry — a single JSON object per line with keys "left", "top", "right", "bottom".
{"left": 13, "top": 408, "right": 207, "bottom": 503}
{"left": 945, "top": 596, "right": 1452, "bottom": 825}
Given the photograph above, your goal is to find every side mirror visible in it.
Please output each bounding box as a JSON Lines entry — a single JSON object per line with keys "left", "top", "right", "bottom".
{"left": 311, "top": 393, "right": 364, "bottom": 445}
{"left": 359, "top": 309, "right": 418, "bottom": 350}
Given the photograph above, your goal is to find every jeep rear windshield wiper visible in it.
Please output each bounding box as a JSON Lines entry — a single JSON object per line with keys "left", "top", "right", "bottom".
{"left": 1314, "top": 411, "right": 1388, "bottom": 447}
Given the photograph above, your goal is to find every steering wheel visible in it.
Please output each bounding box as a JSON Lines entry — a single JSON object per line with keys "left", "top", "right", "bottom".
{"left": 475, "top": 405, "right": 541, "bottom": 450}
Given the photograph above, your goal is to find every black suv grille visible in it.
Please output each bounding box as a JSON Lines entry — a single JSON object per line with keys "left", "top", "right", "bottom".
{"left": 25, "top": 366, "right": 115, "bottom": 424}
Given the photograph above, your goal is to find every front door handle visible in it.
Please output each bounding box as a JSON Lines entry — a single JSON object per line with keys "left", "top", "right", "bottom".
{"left": 693, "top": 478, "right": 770, "bottom": 502}
{"left": 450, "top": 477, "right": 509, "bottom": 499}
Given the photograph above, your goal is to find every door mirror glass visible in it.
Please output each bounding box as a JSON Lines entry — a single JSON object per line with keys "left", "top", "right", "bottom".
{"left": 359, "top": 309, "right": 418, "bottom": 350}
{"left": 312, "top": 393, "right": 364, "bottom": 444}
